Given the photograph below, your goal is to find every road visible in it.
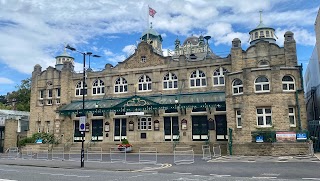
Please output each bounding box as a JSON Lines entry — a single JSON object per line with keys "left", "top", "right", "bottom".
{"left": 0, "top": 154, "right": 319, "bottom": 180}
{"left": 0, "top": 164, "right": 315, "bottom": 181}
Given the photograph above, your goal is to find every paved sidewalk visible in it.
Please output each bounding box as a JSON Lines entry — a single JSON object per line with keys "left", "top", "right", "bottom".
{"left": 208, "top": 154, "right": 320, "bottom": 163}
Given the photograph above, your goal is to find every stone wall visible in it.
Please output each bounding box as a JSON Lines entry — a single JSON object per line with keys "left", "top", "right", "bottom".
{"left": 4, "top": 119, "right": 18, "bottom": 151}
{"left": 232, "top": 142, "right": 309, "bottom": 156}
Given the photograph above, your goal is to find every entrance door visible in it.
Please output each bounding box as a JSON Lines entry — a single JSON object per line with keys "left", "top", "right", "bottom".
{"left": 215, "top": 115, "right": 227, "bottom": 140}
{"left": 114, "top": 118, "right": 127, "bottom": 141}
{"left": 192, "top": 116, "right": 208, "bottom": 141}
{"left": 91, "top": 119, "right": 103, "bottom": 141}
{"left": 164, "top": 117, "right": 179, "bottom": 141}
{"left": 0, "top": 127, "right": 4, "bottom": 153}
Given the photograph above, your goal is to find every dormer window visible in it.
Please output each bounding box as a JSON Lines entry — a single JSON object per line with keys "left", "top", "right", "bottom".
{"left": 141, "top": 56, "right": 146, "bottom": 63}
{"left": 255, "top": 32, "right": 258, "bottom": 39}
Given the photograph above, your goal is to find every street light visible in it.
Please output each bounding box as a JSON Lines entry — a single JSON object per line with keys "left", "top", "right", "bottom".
{"left": 65, "top": 44, "right": 100, "bottom": 168}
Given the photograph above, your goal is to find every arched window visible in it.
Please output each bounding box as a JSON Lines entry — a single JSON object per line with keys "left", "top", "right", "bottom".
{"left": 255, "top": 76, "right": 270, "bottom": 93}
{"left": 114, "top": 77, "right": 128, "bottom": 93}
{"left": 232, "top": 79, "right": 243, "bottom": 95}
{"left": 163, "top": 72, "right": 178, "bottom": 90}
{"left": 282, "top": 75, "right": 295, "bottom": 91}
{"left": 213, "top": 67, "right": 227, "bottom": 86}
{"left": 92, "top": 79, "right": 104, "bottom": 95}
{"left": 75, "top": 81, "right": 87, "bottom": 96}
{"left": 138, "top": 75, "right": 152, "bottom": 91}
{"left": 190, "top": 70, "right": 206, "bottom": 88}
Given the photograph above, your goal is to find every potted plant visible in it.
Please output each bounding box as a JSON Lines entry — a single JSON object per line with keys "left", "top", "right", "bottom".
{"left": 118, "top": 138, "right": 132, "bottom": 152}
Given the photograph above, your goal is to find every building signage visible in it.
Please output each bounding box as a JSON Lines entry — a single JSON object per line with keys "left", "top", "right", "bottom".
{"left": 36, "top": 139, "right": 43, "bottom": 144}
{"left": 296, "top": 133, "right": 307, "bottom": 140}
{"left": 256, "top": 135, "right": 264, "bottom": 143}
{"left": 79, "top": 116, "right": 86, "bottom": 132}
{"left": 276, "top": 132, "right": 296, "bottom": 142}
{"left": 125, "top": 112, "right": 144, "bottom": 116}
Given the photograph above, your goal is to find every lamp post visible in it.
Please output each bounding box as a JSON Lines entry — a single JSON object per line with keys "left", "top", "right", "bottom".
{"left": 65, "top": 44, "right": 100, "bottom": 168}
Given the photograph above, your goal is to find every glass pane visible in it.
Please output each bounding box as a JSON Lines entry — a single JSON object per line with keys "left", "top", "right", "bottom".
{"left": 266, "top": 116, "right": 272, "bottom": 125}
{"left": 143, "top": 84, "right": 147, "bottom": 90}
{"left": 289, "top": 116, "right": 295, "bottom": 124}
{"left": 174, "top": 81, "right": 178, "bottom": 88}
{"left": 219, "top": 77, "right": 224, "bottom": 84}
{"left": 191, "top": 80, "right": 194, "bottom": 87}
{"left": 258, "top": 117, "right": 263, "bottom": 125}
{"left": 289, "top": 84, "right": 294, "bottom": 90}
{"left": 163, "top": 82, "right": 167, "bottom": 89}
{"left": 139, "top": 84, "right": 142, "bottom": 90}
{"left": 202, "top": 79, "right": 206, "bottom": 86}
{"left": 236, "top": 110, "right": 241, "bottom": 115}
{"left": 263, "top": 84, "right": 269, "bottom": 90}
{"left": 289, "top": 108, "right": 294, "bottom": 113}
{"left": 196, "top": 79, "right": 200, "bottom": 86}
{"left": 237, "top": 118, "right": 241, "bottom": 126}
{"left": 239, "top": 87, "right": 243, "bottom": 93}
{"left": 283, "top": 84, "right": 287, "bottom": 90}
{"left": 120, "top": 86, "right": 123, "bottom": 92}
{"left": 265, "top": 108, "right": 271, "bottom": 114}
{"left": 234, "top": 88, "right": 238, "bottom": 94}
{"left": 169, "top": 82, "right": 172, "bottom": 88}
{"left": 124, "top": 85, "right": 127, "bottom": 91}
{"left": 257, "top": 109, "right": 263, "bottom": 114}
{"left": 115, "top": 86, "right": 118, "bottom": 92}
{"left": 214, "top": 78, "right": 218, "bottom": 85}
{"left": 148, "top": 83, "right": 152, "bottom": 90}
{"left": 256, "top": 85, "right": 261, "bottom": 91}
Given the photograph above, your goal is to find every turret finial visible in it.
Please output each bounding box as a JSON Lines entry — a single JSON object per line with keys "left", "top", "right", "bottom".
{"left": 259, "top": 10, "right": 263, "bottom": 24}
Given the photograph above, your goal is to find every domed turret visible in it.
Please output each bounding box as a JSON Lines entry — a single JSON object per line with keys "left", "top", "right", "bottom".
{"left": 249, "top": 11, "right": 277, "bottom": 45}
{"left": 140, "top": 22, "right": 163, "bottom": 55}
{"left": 55, "top": 46, "right": 74, "bottom": 71}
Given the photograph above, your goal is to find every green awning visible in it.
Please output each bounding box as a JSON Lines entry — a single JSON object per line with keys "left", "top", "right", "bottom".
{"left": 58, "top": 91, "right": 225, "bottom": 115}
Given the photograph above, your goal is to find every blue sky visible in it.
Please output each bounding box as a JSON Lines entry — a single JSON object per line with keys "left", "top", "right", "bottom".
{"left": 0, "top": 0, "right": 318, "bottom": 95}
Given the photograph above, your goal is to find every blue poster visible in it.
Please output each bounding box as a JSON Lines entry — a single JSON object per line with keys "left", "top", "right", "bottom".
{"left": 35, "top": 139, "right": 43, "bottom": 144}
{"left": 256, "top": 135, "right": 264, "bottom": 143}
{"left": 296, "top": 133, "right": 307, "bottom": 140}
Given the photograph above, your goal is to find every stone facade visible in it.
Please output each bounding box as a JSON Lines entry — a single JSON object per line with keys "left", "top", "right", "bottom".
{"left": 29, "top": 21, "right": 307, "bottom": 155}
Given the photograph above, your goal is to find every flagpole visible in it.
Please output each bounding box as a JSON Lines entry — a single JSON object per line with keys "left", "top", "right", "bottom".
{"left": 147, "top": 5, "right": 149, "bottom": 42}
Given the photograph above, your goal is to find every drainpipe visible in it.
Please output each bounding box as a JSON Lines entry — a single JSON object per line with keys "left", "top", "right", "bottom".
{"left": 295, "top": 63, "right": 303, "bottom": 131}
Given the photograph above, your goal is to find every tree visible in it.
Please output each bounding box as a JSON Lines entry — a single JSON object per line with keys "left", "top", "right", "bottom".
{"left": 7, "top": 78, "right": 31, "bottom": 111}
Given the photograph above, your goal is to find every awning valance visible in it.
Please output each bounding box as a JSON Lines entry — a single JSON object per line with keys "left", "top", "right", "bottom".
{"left": 58, "top": 91, "right": 225, "bottom": 115}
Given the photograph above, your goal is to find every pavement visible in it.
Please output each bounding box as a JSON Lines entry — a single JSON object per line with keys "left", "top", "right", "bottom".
{"left": 0, "top": 153, "right": 319, "bottom": 171}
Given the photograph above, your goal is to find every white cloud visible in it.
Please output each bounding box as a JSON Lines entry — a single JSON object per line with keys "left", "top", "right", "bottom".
{"left": 122, "top": 44, "right": 136, "bottom": 57}
{"left": 276, "top": 27, "right": 316, "bottom": 46}
{"left": 0, "top": 0, "right": 316, "bottom": 76}
{"left": 0, "top": 77, "right": 14, "bottom": 84}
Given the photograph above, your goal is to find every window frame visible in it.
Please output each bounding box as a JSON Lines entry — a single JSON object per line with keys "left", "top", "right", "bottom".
{"left": 39, "top": 90, "right": 44, "bottom": 99}
{"left": 138, "top": 117, "right": 152, "bottom": 130}
{"left": 256, "top": 108, "right": 272, "bottom": 127}
{"left": 254, "top": 76, "right": 270, "bottom": 93}
{"left": 288, "top": 107, "right": 296, "bottom": 127}
{"left": 92, "top": 79, "right": 105, "bottom": 95}
{"left": 75, "top": 81, "right": 87, "bottom": 96}
{"left": 190, "top": 69, "right": 207, "bottom": 88}
{"left": 213, "top": 67, "right": 227, "bottom": 86}
{"left": 47, "top": 89, "right": 52, "bottom": 99}
{"left": 163, "top": 72, "right": 178, "bottom": 90}
{"left": 56, "top": 88, "right": 61, "bottom": 98}
{"left": 138, "top": 75, "right": 152, "bottom": 92}
{"left": 232, "top": 79, "right": 243, "bottom": 95}
{"left": 236, "top": 109, "right": 242, "bottom": 128}
{"left": 114, "top": 77, "right": 128, "bottom": 94}
{"left": 282, "top": 75, "right": 295, "bottom": 92}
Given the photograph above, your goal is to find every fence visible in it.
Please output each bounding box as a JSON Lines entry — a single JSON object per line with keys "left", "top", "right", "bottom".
{"left": 213, "top": 145, "right": 221, "bottom": 158}
{"left": 5, "top": 147, "right": 19, "bottom": 159}
{"left": 110, "top": 147, "right": 126, "bottom": 163}
{"left": 69, "top": 147, "right": 82, "bottom": 161}
{"left": 202, "top": 145, "right": 211, "bottom": 160}
{"left": 139, "top": 147, "right": 157, "bottom": 164}
{"left": 52, "top": 147, "right": 64, "bottom": 160}
{"left": 21, "top": 147, "right": 34, "bottom": 159}
{"left": 36, "top": 147, "right": 49, "bottom": 160}
{"left": 87, "top": 147, "right": 102, "bottom": 162}
{"left": 174, "top": 147, "right": 194, "bottom": 165}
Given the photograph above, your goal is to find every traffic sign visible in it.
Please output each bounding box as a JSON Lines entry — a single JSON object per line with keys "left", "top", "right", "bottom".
{"left": 79, "top": 116, "right": 86, "bottom": 131}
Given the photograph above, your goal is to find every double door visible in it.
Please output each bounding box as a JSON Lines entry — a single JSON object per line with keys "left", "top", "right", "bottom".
{"left": 91, "top": 119, "right": 103, "bottom": 141}
{"left": 164, "top": 117, "right": 179, "bottom": 141}
{"left": 192, "top": 116, "right": 208, "bottom": 140}
{"left": 114, "top": 118, "right": 127, "bottom": 141}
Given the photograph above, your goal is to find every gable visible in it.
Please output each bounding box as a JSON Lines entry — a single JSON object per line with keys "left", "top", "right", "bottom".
{"left": 118, "top": 41, "right": 167, "bottom": 69}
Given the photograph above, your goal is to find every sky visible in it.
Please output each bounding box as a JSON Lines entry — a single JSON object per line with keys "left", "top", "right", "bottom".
{"left": 0, "top": 0, "right": 318, "bottom": 95}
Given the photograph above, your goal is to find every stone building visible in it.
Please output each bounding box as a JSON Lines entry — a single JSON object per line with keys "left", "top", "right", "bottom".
{"left": 29, "top": 18, "right": 307, "bottom": 155}
{"left": 0, "top": 109, "right": 29, "bottom": 153}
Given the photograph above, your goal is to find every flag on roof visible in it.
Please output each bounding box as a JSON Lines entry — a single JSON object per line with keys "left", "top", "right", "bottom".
{"left": 149, "top": 7, "right": 157, "bottom": 18}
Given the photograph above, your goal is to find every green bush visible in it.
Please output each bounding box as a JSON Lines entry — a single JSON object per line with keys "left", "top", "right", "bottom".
{"left": 18, "top": 132, "right": 58, "bottom": 147}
